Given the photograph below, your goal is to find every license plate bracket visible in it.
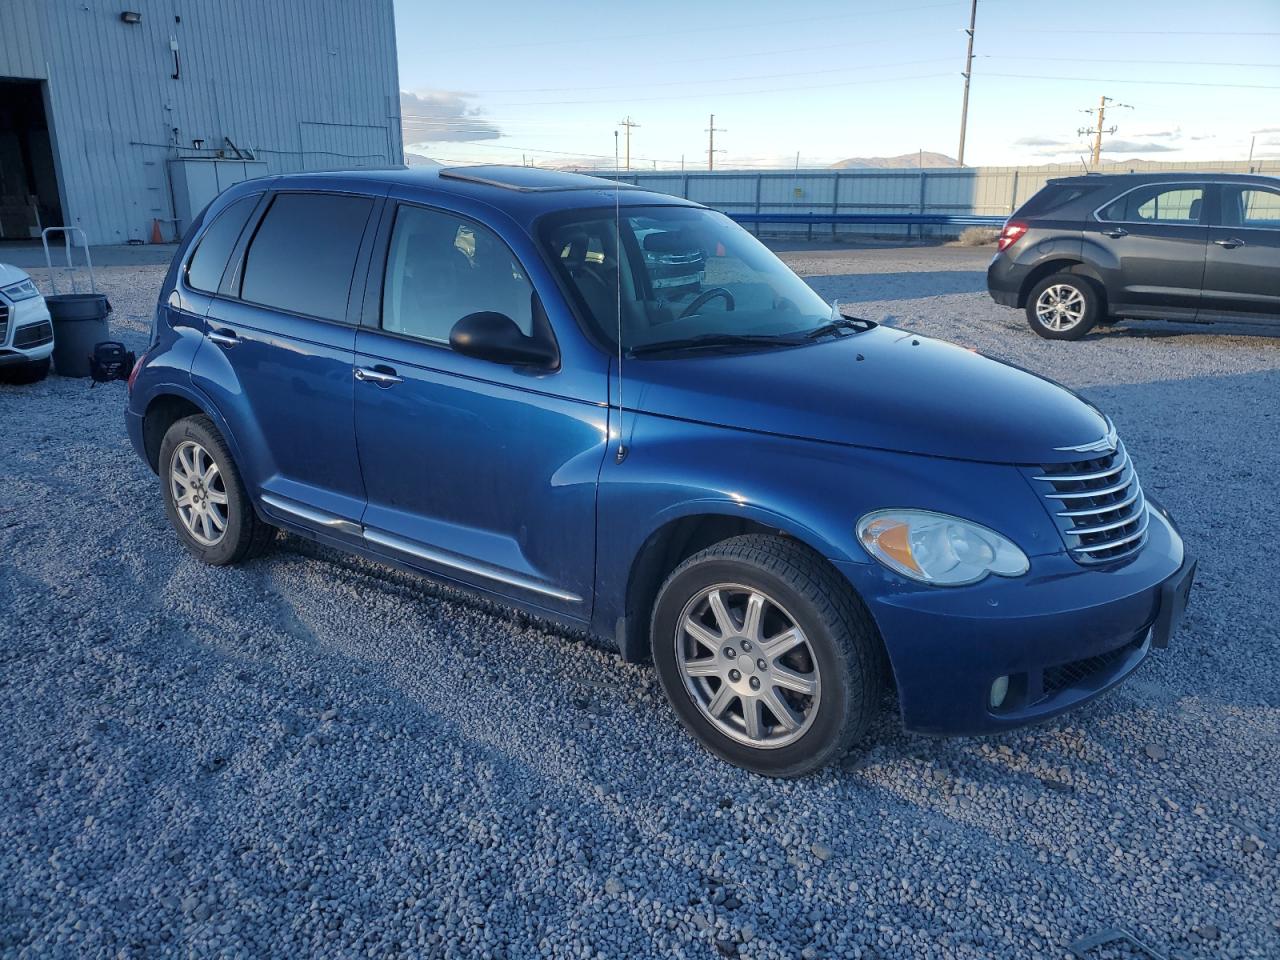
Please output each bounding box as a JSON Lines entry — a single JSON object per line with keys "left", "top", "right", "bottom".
{"left": 1152, "top": 556, "right": 1196, "bottom": 650}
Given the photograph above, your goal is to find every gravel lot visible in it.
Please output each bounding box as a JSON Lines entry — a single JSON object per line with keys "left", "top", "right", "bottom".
{"left": 2, "top": 242, "right": 1278, "bottom": 959}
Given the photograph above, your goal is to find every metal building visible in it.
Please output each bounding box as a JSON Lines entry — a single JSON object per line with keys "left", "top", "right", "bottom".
{"left": 0, "top": 0, "right": 402, "bottom": 245}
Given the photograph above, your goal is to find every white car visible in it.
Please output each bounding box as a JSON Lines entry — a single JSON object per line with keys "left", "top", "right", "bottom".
{"left": 0, "top": 263, "right": 54, "bottom": 383}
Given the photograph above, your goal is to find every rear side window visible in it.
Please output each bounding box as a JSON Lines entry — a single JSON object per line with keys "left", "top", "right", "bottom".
{"left": 381, "top": 205, "right": 535, "bottom": 344}
{"left": 1014, "top": 184, "right": 1103, "bottom": 218}
{"left": 185, "top": 196, "right": 258, "bottom": 293}
{"left": 240, "top": 193, "right": 374, "bottom": 321}
{"left": 1098, "top": 184, "right": 1205, "bottom": 224}
{"left": 1221, "top": 186, "right": 1280, "bottom": 228}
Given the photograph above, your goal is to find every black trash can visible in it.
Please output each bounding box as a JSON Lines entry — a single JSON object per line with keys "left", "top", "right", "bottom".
{"left": 48, "top": 293, "right": 111, "bottom": 378}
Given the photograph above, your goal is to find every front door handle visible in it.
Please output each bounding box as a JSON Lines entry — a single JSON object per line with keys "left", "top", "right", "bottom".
{"left": 1214, "top": 237, "right": 1246, "bottom": 249}
{"left": 208, "top": 329, "right": 238, "bottom": 348}
{"left": 355, "top": 365, "right": 403, "bottom": 386}
{"left": 1102, "top": 227, "right": 1129, "bottom": 239}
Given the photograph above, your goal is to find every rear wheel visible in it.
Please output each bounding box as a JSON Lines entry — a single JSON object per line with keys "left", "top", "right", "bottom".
{"left": 159, "top": 415, "right": 275, "bottom": 565}
{"left": 0, "top": 357, "right": 50, "bottom": 384}
{"left": 651, "top": 535, "right": 881, "bottom": 777}
{"left": 1025, "top": 273, "right": 1101, "bottom": 340}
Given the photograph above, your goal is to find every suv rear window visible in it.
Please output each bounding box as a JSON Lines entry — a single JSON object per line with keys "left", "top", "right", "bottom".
{"left": 1014, "top": 183, "right": 1104, "bottom": 218}
{"left": 240, "top": 193, "right": 374, "bottom": 321}
{"left": 185, "top": 196, "right": 258, "bottom": 294}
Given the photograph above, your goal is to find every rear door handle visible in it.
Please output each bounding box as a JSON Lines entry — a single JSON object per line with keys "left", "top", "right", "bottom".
{"left": 208, "top": 329, "right": 238, "bottom": 348}
{"left": 1213, "top": 237, "right": 1246, "bottom": 249}
{"left": 355, "top": 365, "right": 403, "bottom": 386}
{"left": 1102, "top": 228, "right": 1129, "bottom": 239}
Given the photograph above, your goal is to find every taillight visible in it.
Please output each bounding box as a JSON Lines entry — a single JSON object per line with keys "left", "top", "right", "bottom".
{"left": 127, "top": 350, "right": 147, "bottom": 392}
{"left": 997, "top": 220, "right": 1028, "bottom": 252}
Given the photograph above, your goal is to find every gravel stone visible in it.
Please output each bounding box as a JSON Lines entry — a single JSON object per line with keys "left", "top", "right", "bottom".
{"left": 2, "top": 246, "right": 1278, "bottom": 959}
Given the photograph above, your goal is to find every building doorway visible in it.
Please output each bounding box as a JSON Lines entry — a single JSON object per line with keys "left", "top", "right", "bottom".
{"left": 0, "top": 78, "right": 64, "bottom": 241}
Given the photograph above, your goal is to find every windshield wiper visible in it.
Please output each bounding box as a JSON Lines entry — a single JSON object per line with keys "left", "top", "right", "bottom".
{"left": 628, "top": 332, "right": 808, "bottom": 357}
{"left": 806, "top": 314, "right": 876, "bottom": 340}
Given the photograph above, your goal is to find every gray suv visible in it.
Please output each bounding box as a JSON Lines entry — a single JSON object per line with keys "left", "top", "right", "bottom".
{"left": 987, "top": 172, "right": 1280, "bottom": 340}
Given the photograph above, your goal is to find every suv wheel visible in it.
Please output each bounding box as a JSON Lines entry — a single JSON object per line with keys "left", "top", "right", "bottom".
{"left": 1026, "top": 273, "right": 1101, "bottom": 340}
{"left": 159, "top": 415, "right": 275, "bottom": 565}
{"left": 0, "top": 358, "right": 50, "bottom": 385}
{"left": 651, "top": 535, "right": 881, "bottom": 777}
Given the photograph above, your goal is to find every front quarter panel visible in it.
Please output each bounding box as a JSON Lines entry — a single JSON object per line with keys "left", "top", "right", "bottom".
{"left": 592, "top": 414, "right": 1063, "bottom": 646}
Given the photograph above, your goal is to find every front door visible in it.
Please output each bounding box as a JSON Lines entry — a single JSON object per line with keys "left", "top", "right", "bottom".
{"left": 353, "top": 202, "right": 607, "bottom": 619}
{"left": 1090, "top": 181, "right": 1209, "bottom": 318}
{"left": 1201, "top": 182, "right": 1280, "bottom": 321}
{"left": 194, "top": 191, "right": 376, "bottom": 527}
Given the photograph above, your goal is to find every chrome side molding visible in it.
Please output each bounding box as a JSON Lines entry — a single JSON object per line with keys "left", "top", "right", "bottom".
{"left": 260, "top": 493, "right": 363, "bottom": 537}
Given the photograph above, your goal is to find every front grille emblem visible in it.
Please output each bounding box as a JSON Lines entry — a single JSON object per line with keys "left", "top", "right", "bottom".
{"left": 1054, "top": 424, "right": 1118, "bottom": 455}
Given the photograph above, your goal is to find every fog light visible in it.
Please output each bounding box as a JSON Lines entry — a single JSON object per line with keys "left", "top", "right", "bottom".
{"left": 989, "top": 675, "right": 1010, "bottom": 709}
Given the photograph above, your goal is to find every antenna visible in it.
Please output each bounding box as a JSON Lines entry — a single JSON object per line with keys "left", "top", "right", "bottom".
{"left": 614, "top": 130, "right": 627, "bottom": 463}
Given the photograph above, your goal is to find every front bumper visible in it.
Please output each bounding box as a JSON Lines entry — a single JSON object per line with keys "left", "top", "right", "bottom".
{"left": 0, "top": 295, "right": 55, "bottom": 365}
{"left": 837, "top": 507, "right": 1189, "bottom": 735}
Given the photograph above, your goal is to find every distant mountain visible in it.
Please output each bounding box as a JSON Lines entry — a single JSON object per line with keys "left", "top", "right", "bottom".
{"left": 830, "top": 151, "right": 960, "bottom": 169}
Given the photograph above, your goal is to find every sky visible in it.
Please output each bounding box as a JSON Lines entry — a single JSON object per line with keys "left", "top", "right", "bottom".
{"left": 393, "top": 0, "right": 1280, "bottom": 170}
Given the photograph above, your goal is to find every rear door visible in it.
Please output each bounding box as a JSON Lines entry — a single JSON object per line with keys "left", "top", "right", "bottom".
{"left": 1200, "top": 182, "right": 1280, "bottom": 321}
{"left": 192, "top": 190, "right": 379, "bottom": 530}
{"left": 1089, "top": 181, "right": 1209, "bottom": 318}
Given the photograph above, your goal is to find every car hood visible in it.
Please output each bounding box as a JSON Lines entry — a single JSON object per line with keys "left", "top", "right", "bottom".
{"left": 0, "top": 263, "right": 32, "bottom": 289}
{"left": 625, "top": 325, "right": 1110, "bottom": 465}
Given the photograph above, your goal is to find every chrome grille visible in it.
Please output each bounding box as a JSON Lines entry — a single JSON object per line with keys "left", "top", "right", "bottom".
{"left": 13, "top": 319, "right": 53, "bottom": 349}
{"left": 1031, "top": 440, "right": 1148, "bottom": 564}
{"left": 0, "top": 304, "right": 9, "bottom": 345}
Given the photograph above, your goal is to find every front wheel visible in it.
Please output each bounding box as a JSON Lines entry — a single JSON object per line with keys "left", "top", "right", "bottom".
{"left": 159, "top": 415, "right": 275, "bottom": 565}
{"left": 651, "top": 535, "right": 882, "bottom": 777}
{"left": 1025, "top": 273, "right": 1101, "bottom": 341}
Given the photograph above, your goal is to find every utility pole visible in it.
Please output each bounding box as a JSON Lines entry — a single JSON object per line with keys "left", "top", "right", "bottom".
{"left": 956, "top": 0, "right": 978, "bottom": 166}
{"left": 706, "top": 113, "right": 726, "bottom": 171}
{"left": 617, "top": 116, "right": 639, "bottom": 171}
{"left": 1077, "top": 95, "right": 1132, "bottom": 167}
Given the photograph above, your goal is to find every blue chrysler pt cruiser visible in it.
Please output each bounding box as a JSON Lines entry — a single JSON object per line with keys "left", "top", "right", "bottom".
{"left": 127, "top": 166, "right": 1195, "bottom": 777}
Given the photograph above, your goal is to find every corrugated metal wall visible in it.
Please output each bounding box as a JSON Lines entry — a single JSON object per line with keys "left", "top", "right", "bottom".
{"left": 0, "top": 0, "right": 402, "bottom": 243}
{"left": 599, "top": 159, "right": 1279, "bottom": 239}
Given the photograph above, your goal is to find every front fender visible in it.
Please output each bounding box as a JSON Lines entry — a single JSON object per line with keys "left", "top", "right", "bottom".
{"left": 591, "top": 412, "right": 1060, "bottom": 652}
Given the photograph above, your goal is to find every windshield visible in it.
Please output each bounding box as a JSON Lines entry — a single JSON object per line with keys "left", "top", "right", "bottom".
{"left": 540, "top": 205, "right": 834, "bottom": 354}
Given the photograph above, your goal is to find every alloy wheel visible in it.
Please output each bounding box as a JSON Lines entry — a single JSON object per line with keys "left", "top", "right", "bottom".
{"left": 170, "top": 440, "right": 229, "bottom": 546}
{"left": 675, "top": 583, "right": 822, "bottom": 749}
{"left": 1035, "top": 283, "right": 1087, "bottom": 331}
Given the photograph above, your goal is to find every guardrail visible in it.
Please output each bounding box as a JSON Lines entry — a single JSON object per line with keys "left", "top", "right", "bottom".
{"left": 725, "top": 212, "right": 1007, "bottom": 227}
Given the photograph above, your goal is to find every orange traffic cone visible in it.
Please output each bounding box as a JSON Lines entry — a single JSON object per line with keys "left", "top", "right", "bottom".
{"left": 150, "top": 218, "right": 164, "bottom": 244}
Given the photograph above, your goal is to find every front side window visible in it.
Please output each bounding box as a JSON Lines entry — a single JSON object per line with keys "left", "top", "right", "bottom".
{"left": 239, "top": 193, "right": 373, "bottom": 322}
{"left": 1223, "top": 187, "right": 1280, "bottom": 228}
{"left": 1098, "top": 185, "right": 1205, "bottom": 224}
{"left": 185, "top": 195, "right": 258, "bottom": 294}
{"left": 540, "top": 206, "right": 834, "bottom": 353}
{"left": 381, "top": 205, "right": 535, "bottom": 345}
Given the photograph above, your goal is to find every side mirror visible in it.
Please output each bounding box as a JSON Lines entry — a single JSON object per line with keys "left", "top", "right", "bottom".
{"left": 449, "top": 311, "right": 558, "bottom": 368}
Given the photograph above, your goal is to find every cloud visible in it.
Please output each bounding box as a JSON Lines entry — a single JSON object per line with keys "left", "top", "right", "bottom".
{"left": 400, "top": 90, "right": 501, "bottom": 144}
{"left": 1102, "top": 141, "right": 1178, "bottom": 154}
{"left": 1014, "top": 136, "right": 1069, "bottom": 147}
{"left": 1252, "top": 127, "right": 1280, "bottom": 134}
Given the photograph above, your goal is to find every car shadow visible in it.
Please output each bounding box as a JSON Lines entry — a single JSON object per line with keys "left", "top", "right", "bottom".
{"left": 801, "top": 270, "right": 988, "bottom": 303}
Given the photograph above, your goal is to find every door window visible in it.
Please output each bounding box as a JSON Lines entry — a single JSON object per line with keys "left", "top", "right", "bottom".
{"left": 239, "top": 193, "right": 374, "bottom": 322}
{"left": 381, "top": 205, "right": 535, "bottom": 345}
{"left": 185, "top": 195, "right": 258, "bottom": 293}
{"left": 1221, "top": 187, "right": 1280, "bottom": 228}
{"left": 1098, "top": 185, "right": 1205, "bottom": 224}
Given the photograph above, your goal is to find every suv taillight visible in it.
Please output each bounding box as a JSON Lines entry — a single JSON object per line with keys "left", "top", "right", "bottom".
{"left": 127, "top": 349, "right": 148, "bottom": 392}
{"left": 997, "top": 220, "right": 1028, "bottom": 252}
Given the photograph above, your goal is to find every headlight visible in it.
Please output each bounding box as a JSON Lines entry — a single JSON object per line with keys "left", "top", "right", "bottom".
{"left": 1, "top": 278, "right": 41, "bottom": 302}
{"left": 857, "top": 509, "right": 1029, "bottom": 586}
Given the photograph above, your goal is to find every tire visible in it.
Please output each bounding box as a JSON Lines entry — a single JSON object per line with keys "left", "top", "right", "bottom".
{"left": 158, "top": 415, "right": 275, "bottom": 565}
{"left": 0, "top": 357, "right": 50, "bottom": 385}
{"left": 1025, "top": 273, "right": 1102, "bottom": 341}
{"left": 651, "top": 535, "right": 882, "bottom": 777}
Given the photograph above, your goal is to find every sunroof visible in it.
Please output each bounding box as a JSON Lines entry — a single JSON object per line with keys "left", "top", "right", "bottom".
{"left": 438, "top": 165, "right": 640, "bottom": 193}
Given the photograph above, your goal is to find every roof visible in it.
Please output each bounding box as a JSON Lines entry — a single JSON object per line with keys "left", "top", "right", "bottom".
{"left": 262, "top": 164, "right": 697, "bottom": 224}
{"left": 1047, "top": 171, "right": 1280, "bottom": 186}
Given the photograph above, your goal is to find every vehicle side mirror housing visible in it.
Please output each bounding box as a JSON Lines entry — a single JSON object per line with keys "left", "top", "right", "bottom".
{"left": 449, "top": 311, "right": 558, "bottom": 369}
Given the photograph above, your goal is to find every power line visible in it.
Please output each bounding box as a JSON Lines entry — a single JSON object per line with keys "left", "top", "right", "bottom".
{"left": 985, "top": 72, "right": 1280, "bottom": 90}
{"left": 982, "top": 55, "right": 1280, "bottom": 69}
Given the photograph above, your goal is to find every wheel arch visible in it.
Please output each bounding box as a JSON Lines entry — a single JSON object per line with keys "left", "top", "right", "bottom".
{"left": 140, "top": 386, "right": 240, "bottom": 474}
{"left": 1017, "top": 258, "right": 1107, "bottom": 311}
{"left": 616, "top": 506, "right": 854, "bottom": 664}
